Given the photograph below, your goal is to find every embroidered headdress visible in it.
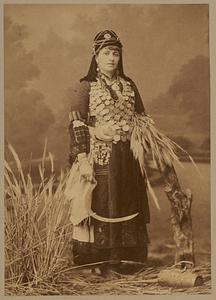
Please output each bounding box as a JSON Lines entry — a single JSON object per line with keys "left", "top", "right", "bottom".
{"left": 93, "top": 30, "right": 123, "bottom": 55}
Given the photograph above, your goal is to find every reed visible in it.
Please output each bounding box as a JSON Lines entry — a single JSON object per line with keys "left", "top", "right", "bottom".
{"left": 4, "top": 144, "right": 73, "bottom": 287}
{"left": 4, "top": 144, "right": 211, "bottom": 296}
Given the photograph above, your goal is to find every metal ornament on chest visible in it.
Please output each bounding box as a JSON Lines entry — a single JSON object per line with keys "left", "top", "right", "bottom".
{"left": 89, "top": 77, "right": 135, "bottom": 165}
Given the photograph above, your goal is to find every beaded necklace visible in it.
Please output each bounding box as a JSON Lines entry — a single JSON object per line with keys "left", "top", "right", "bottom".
{"left": 98, "top": 72, "right": 123, "bottom": 100}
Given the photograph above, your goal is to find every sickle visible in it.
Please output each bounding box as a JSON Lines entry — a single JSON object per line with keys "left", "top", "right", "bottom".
{"left": 90, "top": 212, "right": 139, "bottom": 223}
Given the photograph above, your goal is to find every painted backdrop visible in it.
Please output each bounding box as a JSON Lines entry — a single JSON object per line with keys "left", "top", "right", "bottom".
{"left": 4, "top": 4, "right": 210, "bottom": 165}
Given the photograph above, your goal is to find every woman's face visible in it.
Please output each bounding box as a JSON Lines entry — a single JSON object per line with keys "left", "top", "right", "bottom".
{"left": 96, "top": 46, "right": 120, "bottom": 76}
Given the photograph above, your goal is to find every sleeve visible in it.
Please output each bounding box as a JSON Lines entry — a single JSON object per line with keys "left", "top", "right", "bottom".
{"left": 68, "top": 81, "right": 91, "bottom": 165}
{"left": 130, "top": 80, "right": 146, "bottom": 114}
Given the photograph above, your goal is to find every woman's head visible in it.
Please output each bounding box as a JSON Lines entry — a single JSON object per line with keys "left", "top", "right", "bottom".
{"left": 95, "top": 45, "right": 120, "bottom": 77}
{"left": 80, "top": 30, "right": 131, "bottom": 82}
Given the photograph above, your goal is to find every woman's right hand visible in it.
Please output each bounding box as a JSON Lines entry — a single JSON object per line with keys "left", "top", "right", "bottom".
{"left": 91, "top": 125, "right": 117, "bottom": 142}
{"left": 78, "top": 153, "right": 94, "bottom": 182}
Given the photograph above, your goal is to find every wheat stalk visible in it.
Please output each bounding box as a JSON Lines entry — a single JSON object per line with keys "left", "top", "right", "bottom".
{"left": 5, "top": 143, "right": 73, "bottom": 286}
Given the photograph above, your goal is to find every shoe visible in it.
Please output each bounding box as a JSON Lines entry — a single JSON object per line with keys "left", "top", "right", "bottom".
{"left": 118, "top": 261, "right": 146, "bottom": 274}
{"left": 92, "top": 263, "right": 121, "bottom": 277}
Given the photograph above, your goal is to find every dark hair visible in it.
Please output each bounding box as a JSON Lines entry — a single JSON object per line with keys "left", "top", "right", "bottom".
{"left": 80, "top": 49, "right": 132, "bottom": 83}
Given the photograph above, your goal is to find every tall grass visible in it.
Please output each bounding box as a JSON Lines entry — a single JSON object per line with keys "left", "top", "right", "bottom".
{"left": 4, "top": 145, "right": 211, "bottom": 296}
{"left": 4, "top": 143, "right": 73, "bottom": 290}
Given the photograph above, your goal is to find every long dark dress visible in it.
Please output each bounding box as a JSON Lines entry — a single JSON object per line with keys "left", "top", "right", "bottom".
{"left": 69, "top": 78, "right": 150, "bottom": 264}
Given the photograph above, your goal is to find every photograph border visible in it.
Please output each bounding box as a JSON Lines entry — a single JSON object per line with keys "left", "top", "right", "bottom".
{"left": 0, "top": 0, "right": 215, "bottom": 299}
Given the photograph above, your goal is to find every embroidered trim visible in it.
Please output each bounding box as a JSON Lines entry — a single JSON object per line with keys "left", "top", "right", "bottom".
{"left": 68, "top": 112, "right": 90, "bottom": 163}
{"left": 69, "top": 111, "right": 83, "bottom": 122}
{"left": 73, "top": 120, "right": 85, "bottom": 127}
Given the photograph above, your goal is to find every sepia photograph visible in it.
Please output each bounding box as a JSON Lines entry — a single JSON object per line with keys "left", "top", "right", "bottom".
{"left": 3, "top": 1, "right": 213, "bottom": 297}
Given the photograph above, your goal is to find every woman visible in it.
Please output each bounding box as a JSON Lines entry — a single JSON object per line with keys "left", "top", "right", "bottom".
{"left": 68, "top": 30, "right": 151, "bottom": 274}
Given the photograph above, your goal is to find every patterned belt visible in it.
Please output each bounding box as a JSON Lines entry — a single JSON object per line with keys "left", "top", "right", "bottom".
{"left": 94, "top": 164, "right": 109, "bottom": 176}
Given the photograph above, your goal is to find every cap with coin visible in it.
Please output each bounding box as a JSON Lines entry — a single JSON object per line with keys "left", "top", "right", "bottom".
{"left": 93, "top": 30, "right": 123, "bottom": 55}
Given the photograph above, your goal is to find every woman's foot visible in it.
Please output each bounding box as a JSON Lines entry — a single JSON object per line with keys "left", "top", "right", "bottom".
{"left": 92, "top": 262, "right": 121, "bottom": 277}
